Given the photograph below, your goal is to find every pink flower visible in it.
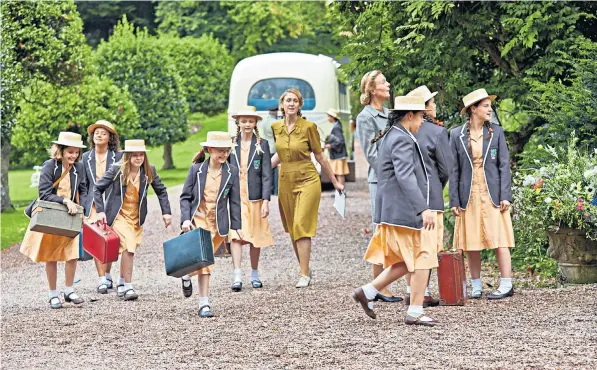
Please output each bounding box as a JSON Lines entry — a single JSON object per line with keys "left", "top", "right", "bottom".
{"left": 577, "top": 197, "right": 585, "bottom": 210}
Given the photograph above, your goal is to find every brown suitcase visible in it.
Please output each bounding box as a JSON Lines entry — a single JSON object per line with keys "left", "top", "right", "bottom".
{"left": 437, "top": 249, "right": 467, "bottom": 306}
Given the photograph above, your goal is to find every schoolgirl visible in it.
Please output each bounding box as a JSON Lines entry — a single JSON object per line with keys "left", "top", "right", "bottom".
{"left": 94, "top": 139, "right": 172, "bottom": 301}
{"left": 352, "top": 96, "right": 439, "bottom": 326}
{"left": 325, "top": 108, "right": 350, "bottom": 186}
{"left": 21, "top": 132, "right": 88, "bottom": 309}
{"left": 229, "top": 106, "right": 274, "bottom": 291}
{"left": 449, "top": 89, "right": 515, "bottom": 299}
{"left": 179, "top": 131, "right": 241, "bottom": 317}
{"left": 81, "top": 120, "right": 123, "bottom": 294}
{"left": 403, "top": 85, "right": 454, "bottom": 306}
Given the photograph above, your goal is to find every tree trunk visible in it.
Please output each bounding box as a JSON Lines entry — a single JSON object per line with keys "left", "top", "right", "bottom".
{"left": 162, "top": 142, "right": 175, "bottom": 170}
{"left": 1, "top": 138, "right": 14, "bottom": 212}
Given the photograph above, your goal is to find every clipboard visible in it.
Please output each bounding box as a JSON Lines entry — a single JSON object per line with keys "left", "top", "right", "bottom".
{"left": 333, "top": 191, "right": 346, "bottom": 219}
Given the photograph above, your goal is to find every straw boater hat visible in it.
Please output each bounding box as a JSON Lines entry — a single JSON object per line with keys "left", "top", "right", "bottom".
{"left": 201, "top": 131, "right": 236, "bottom": 148}
{"left": 389, "top": 95, "right": 426, "bottom": 111}
{"left": 326, "top": 108, "right": 339, "bottom": 120}
{"left": 460, "top": 88, "right": 496, "bottom": 115}
{"left": 87, "top": 120, "right": 118, "bottom": 136}
{"left": 231, "top": 106, "right": 262, "bottom": 121}
{"left": 53, "top": 132, "right": 87, "bottom": 148}
{"left": 122, "top": 139, "right": 150, "bottom": 152}
{"left": 406, "top": 85, "right": 438, "bottom": 103}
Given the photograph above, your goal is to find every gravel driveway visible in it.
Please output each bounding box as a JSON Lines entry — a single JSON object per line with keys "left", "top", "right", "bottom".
{"left": 2, "top": 143, "right": 596, "bottom": 369}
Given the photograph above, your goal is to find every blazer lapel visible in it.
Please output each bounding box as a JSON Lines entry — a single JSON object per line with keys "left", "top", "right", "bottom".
{"left": 107, "top": 150, "right": 117, "bottom": 168}
{"left": 198, "top": 161, "right": 208, "bottom": 204}
{"left": 232, "top": 140, "right": 241, "bottom": 168}
{"left": 70, "top": 165, "right": 78, "bottom": 201}
{"left": 459, "top": 124, "right": 474, "bottom": 169}
{"left": 138, "top": 166, "right": 148, "bottom": 205}
{"left": 87, "top": 149, "right": 97, "bottom": 184}
{"left": 482, "top": 124, "right": 493, "bottom": 167}
{"left": 217, "top": 162, "right": 232, "bottom": 202}
{"left": 248, "top": 134, "right": 258, "bottom": 168}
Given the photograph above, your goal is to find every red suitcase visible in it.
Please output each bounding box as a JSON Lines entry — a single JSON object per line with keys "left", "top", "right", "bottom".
{"left": 82, "top": 222, "right": 120, "bottom": 263}
{"left": 437, "top": 249, "right": 467, "bottom": 306}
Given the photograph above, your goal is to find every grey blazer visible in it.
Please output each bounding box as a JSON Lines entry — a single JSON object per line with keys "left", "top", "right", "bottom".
{"left": 81, "top": 149, "right": 123, "bottom": 217}
{"left": 230, "top": 134, "right": 272, "bottom": 201}
{"left": 375, "top": 125, "right": 429, "bottom": 229}
{"left": 326, "top": 120, "right": 347, "bottom": 160}
{"left": 179, "top": 161, "right": 241, "bottom": 236}
{"left": 355, "top": 105, "right": 389, "bottom": 183}
{"left": 414, "top": 120, "right": 454, "bottom": 211}
{"left": 25, "top": 159, "right": 87, "bottom": 218}
{"left": 449, "top": 123, "right": 512, "bottom": 209}
{"left": 93, "top": 164, "right": 171, "bottom": 226}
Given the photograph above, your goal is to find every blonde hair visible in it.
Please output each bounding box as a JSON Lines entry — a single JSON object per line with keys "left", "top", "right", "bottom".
{"left": 359, "top": 70, "right": 382, "bottom": 105}
{"left": 49, "top": 144, "right": 82, "bottom": 162}
{"left": 121, "top": 152, "right": 154, "bottom": 185}
{"left": 279, "top": 88, "right": 303, "bottom": 117}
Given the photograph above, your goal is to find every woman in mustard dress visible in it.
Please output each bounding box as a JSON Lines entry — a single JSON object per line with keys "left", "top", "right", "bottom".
{"left": 81, "top": 120, "right": 122, "bottom": 294}
{"left": 229, "top": 106, "right": 274, "bottom": 291}
{"left": 270, "top": 88, "right": 344, "bottom": 288}
{"left": 180, "top": 131, "right": 241, "bottom": 317}
{"left": 21, "top": 132, "right": 88, "bottom": 309}
{"left": 449, "top": 89, "right": 515, "bottom": 300}
{"left": 95, "top": 140, "right": 172, "bottom": 301}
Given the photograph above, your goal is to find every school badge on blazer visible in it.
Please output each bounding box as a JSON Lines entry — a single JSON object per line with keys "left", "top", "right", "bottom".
{"left": 253, "top": 159, "right": 261, "bottom": 170}
{"left": 490, "top": 148, "right": 498, "bottom": 160}
{"left": 223, "top": 188, "right": 230, "bottom": 198}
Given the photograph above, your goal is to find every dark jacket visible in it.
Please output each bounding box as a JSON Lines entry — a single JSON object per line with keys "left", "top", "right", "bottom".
{"left": 375, "top": 125, "right": 429, "bottom": 229}
{"left": 326, "top": 120, "right": 348, "bottom": 160}
{"left": 414, "top": 119, "right": 454, "bottom": 211}
{"left": 81, "top": 149, "right": 123, "bottom": 217}
{"left": 180, "top": 161, "right": 241, "bottom": 236}
{"left": 93, "top": 164, "right": 171, "bottom": 226}
{"left": 25, "top": 159, "right": 88, "bottom": 218}
{"left": 230, "top": 134, "right": 272, "bottom": 201}
{"left": 449, "top": 123, "right": 512, "bottom": 209}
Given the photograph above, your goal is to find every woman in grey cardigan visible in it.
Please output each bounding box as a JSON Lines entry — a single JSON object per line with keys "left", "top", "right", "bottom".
{"left": 355, "top": 70, "right": 402, "bottom": 303}
{"left": 449, "top": 89, "right": 515, "bottom": 300}
{"left": 352, "top": 95, "right": 438, "bottom": 326}
{"left": 403, "top": 85, "right": 454, "bottom": 307}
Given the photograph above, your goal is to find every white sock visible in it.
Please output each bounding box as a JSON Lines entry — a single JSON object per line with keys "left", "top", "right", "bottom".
{"left": 406, "top": 285, "right": 411, "bottom": 294}
{"left": 64, "top": 286, "right": 74, "bottom": 295}
{"left": 250, "top": 269, "right": 260, "bottom": 281}
{"left": 199, "top": 297, "right": 209, "bottom": 309}
{"left": 105, "top": 272, "right": 112, "bottom": 281}
{"left": 498, "top": 278, "right": 513, "bottom": 294}
{"left": 362, "top": 283, "right": 379, "bottom": 301}
{"left": 124, "top": 283, "right": 134, "bottom": 291}
{"left": 49, "top": 290, "right": 58, "bottom": 299}
{"left": 233, "top": 268, "right": 243, "bottom": 283}
{"left": 471, "top": 278, "right": 482, "bottom": 292}
{"left": 99, "top": 277, "right": 108, "bottom": 285}
{"left": 407, "top": 305, "right": 424, "bottom": 317}
{"left": 118, "top": 277, "right": 125, "bottom": 286}
{"left": 181, "top": 275, "right": 191, "bottom": 281}
{"left": 424, "top": 287, "right": 430, "bottom": 297}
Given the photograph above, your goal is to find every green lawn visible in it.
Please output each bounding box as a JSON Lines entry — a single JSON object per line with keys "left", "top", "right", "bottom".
{"left": 1, "top": 112, "right": 228, "bottom": 249}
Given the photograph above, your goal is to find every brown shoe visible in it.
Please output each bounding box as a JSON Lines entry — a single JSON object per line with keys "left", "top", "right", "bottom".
{"left": 351, "top": 288, "right": 376, "bottom": 319}
{"left": 404, "top": 314, "right": 437, "bottom": 327}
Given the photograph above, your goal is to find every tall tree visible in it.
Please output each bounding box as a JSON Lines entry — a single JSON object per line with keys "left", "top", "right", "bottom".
{"left": 94, "top": 17, "right": 189, "bottom": 170}
{"left": 0, "top": 0, "right": 89, "bottom": 212}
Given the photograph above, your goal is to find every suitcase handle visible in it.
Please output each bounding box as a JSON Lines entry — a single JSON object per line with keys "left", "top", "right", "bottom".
{"left": 90, "top": 221, "right": 110, "bottom": 236}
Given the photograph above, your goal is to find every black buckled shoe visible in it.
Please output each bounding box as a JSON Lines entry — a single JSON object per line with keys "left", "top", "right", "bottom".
{"left": 486, "top": 288, "right": 514, "bottom": 300}
{"left": 199, "top": 305, "right": 214, "bottom": 318}
{"left": 182, "top": 279, "right": 193, "bottom": 298}
{"left": 231, "top": 281, "right": 243, "bottom": 292}
{"left": 105, "top": 278, "right": 113, "bottom": 289}
{"left": 251, "top": 279, "right": 263, "bottom": 289}
{"left": 122, "top": 289, "right": 139, "bottom": 301}
{"left": 96, "top": 283, "right": 108, "bottom": 294}
{"left": 49, "top": 296, "right": 63, "bottom": 309}
{"left": 64, "top": 292, "right": 84, "bottom": 305}
{"left": 374, "top": 293, "right": 404, "bottom": 303}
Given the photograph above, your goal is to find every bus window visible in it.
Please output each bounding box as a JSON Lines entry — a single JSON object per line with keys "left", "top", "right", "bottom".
{"left": 248, "top": 78, "right": 316, "bottom": 111}
{"left": 338, "top": 82, "right": 347, "bottom": 111}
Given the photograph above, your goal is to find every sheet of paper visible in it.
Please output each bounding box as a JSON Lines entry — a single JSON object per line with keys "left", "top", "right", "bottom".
{"left": 333, "top": 191, "right": 346, "bottom": 219}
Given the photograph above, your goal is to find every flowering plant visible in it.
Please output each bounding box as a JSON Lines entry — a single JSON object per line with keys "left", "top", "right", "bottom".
{"left": 513, "top": 132, "right": 597, "bottom": 242}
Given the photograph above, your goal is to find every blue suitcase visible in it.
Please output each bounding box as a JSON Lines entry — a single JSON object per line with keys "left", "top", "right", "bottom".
{"left": 163, "top": 228, "right": 215, "bottom": 277}
{"left": 78, "top": 231, "right": 93, "bottom": 261}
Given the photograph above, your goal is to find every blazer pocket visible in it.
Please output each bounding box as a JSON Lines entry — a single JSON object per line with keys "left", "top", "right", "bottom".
{"left": 488, "top": 145, "right": 499, "bottom": 161}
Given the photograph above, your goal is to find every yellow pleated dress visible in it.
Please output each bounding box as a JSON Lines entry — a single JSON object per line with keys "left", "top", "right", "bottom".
{"left": 111, "top": 174, "right": 143, "bottom": 254}
{"left": 453, "top": 133, "right": 515, "bottom": 251}
{"left": 20, "top": 171, "right": 80, "bottom": 263}
{"left": 229, "top": 143, "right": 274, "bottom": 248}
{"left": 85, "top": 152, "right": 107, "bottom": 223}
{"left": 273, "top": 117, "right": 322, "bottom": 241}
{"left": 189, "top": 168, "right": 226, "bottom": 276}
{"left": 330, "top": 158, "right": 350, "bottom": 176}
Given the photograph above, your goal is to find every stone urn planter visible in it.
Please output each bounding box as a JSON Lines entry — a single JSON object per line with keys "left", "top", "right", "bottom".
{"left": 547, "top": 227, "right": 597, "bottom": 284}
